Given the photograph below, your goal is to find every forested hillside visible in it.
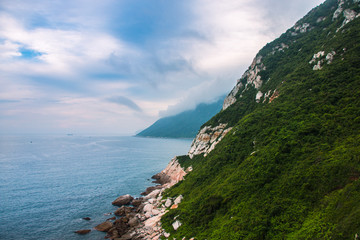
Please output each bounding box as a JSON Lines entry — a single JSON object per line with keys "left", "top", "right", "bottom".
{"left": 161, "top": 0, "right": 360, "bottom": 239}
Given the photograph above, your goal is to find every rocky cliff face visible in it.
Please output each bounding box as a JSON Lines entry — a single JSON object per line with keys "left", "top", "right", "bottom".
{"left": 188, "top": 123, "right": 232, "bottom": 158}
{"left": 188, "top": 53, "right": 266, "bottom": 159}
{"left": 221, "top": 0, "right": 359, "bottom": 111}
{"left": 188, "top": 0, "right": 360, "bottom": 161}
{"left": 223, "top": 55, "right": 266, "bottom": 110}
{"left": 152, "top": 156, "right": 191, "bottom": 187}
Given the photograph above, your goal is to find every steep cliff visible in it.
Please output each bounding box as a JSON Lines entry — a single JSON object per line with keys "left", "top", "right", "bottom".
{"left": 188, "top": 123, "right": 232, "bottom": 158}
{"left": 161, "top": 0, "right": 360, "bottom": 239}
{"left": 187, "top": 0, "right": 360, "bottom": 160}
{"left": 152, "top": 156, "right": 192, "bottom": 188}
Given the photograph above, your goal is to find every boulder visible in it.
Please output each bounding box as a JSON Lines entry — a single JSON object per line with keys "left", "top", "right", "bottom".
{"left": 114, "top": 206, "right": 133, "bottom": 216}
{"left": 143, "top": 203, "right": 154, "bottom": 213}
{"left": 128, "top": 217, "right": 139, "bottom": 227}
{"left": 136, "top": 203, "right": 145, "bottom": 213}
{"left": 94, "top": 221, "right": 113, "bottom": 232}
{"left": 172, "top": 220, "right": 182, "bottom": 231}
{"left": 106, "top": 216, "right": 116, "bottom": 221}
{"left": 144, "top": 215, "right": 162, "bottom": 228}
{"left": 126, "top": 212, "right": 136, "bottom": 220}
{"left": 174, "top": 195, "right": 183, "bottom": 205}
{"left": 170, "top": 204, "right": 178, "bottom": 209}
{"left": 74, "top": 229, "right": 91, "bottom": 235}
{"left": 152, "top": 209, "right": 160, "bottom": 215}
{"left": 145, "top": 212, "right": 152, "bottom": 219}
{"left": 145, "top": 189, "right": 161, "bottom": 200}
{"left": 131, "top": 198, "right": 143, "bottom": 207}
{"left": 126, "top": 209, "right": 136, "bottom": 219}
{"left": 106, "top": 227, "right": 120, "bottom": 239}
{"left": 165, "top": 198, "right": 172, "bottom": 208}
{"left": 112, "top": 194, "right": 134, "bottom": 206}
{"left": 117, "top": 232, "right": 133, "bottom": 240}
{"left": 141, "top": 185, "right": 162, "bottom": 196}
{"left": 82, "top": 217, "right": 91, "bottom": 221}
{"left": 113, "top": 218, "right": 130, "bottom": 236}
{"left": 151, "top": 172, "right": 171, "bottom": 185}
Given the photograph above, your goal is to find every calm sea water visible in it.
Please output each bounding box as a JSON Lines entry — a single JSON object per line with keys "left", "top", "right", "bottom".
{"left": 0, "top": 135, "right": 192, "bottom": 240}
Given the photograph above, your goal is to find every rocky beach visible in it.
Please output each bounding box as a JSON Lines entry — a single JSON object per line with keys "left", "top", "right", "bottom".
{"left": 76, "top": 156, "right": 193, "bottom": 240}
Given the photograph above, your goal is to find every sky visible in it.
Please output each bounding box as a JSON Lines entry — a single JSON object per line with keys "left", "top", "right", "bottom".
{"left": 0, "top": 0, "right": 324, "bottom": 135}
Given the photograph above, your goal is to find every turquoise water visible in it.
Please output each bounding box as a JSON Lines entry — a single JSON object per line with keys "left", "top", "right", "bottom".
{"left": 0, "top": 135, "right": 192, "bottom": 240}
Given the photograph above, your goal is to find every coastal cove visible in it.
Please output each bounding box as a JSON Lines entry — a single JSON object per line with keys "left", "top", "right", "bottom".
{"left": 0, "top": 135, "right": 192, "bottom": 240}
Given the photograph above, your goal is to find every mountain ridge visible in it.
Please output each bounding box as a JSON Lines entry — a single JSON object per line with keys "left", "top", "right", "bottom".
{"left": 137, "top": 96, "right": 225, "bottom": 139}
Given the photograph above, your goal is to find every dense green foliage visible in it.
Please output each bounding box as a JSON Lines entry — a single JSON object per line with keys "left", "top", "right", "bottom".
{"left": 137, "top": 96, "right": 224, "bottom": 138}
{"left": 161, "top": 0, "right": 360, "bottom": 239}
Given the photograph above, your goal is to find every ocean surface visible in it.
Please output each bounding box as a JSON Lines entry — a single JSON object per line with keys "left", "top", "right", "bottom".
{"left": 0, "top": 135, "right": 192, "bottom": 240}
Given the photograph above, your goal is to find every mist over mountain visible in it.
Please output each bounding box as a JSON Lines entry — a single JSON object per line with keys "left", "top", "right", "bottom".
{"left": 137, "top": 96, "right": 225, "bottom": 138}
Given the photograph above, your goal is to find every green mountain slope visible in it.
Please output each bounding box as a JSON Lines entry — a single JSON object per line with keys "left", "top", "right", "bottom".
{"left": 162, "top": 0, "right": 360, "bottom": 239}
{"left": 137, "top": 96, "right": 224, "bottom": 138}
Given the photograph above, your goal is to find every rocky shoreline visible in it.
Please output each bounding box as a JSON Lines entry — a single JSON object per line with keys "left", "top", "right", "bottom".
{"left": 75, "top": 156, "right": 192, "bottom": 240}
{"left": 74, "top": 123, "right": 227, "bottom": 239}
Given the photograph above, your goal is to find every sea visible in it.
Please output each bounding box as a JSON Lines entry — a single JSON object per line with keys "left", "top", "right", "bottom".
{"left": 0, "top": 135, "right": 192, "bottom": 240}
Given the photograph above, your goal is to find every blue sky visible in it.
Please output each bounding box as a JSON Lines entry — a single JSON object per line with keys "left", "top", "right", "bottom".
{"left": 0, "top": 0, "right": 324, "bottom": 135}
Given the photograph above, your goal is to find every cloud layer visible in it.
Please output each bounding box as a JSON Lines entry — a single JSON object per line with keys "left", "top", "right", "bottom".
{"left": 0, "top": 0, "right": 324, "bottom": 135}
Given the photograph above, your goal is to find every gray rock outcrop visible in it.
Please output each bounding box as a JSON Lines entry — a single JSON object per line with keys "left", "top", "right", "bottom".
{"left": 223, "top": 55, "right": 265, "bottom": 110}
{"left": 188, "top": 123, "right": 232, "bottom": 158}
{"left": 151, "top": 157, "right": 187, "bottom": 187}
{"left": 114, "top": 206, "right": 134, "bottom": 216}
{"left": 94, "top": 221, "right": 113, "bottom": 232}
{"left": 74, "top": 229, "right": 91, "bottom": 235}
{"left": 112, "top": 194, "right": 134, "bottom": 206}
{"left": 172, "top": 220, "right": 182, "bottom": 231}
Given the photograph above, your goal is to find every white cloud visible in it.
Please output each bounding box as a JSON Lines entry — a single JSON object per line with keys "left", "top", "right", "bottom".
{"left": 153, "top": 0, "right": 325, "bottom": 117}
{"left": 0, "top": 40, "right": 22, "bottom": 58}
{"left": 147, "top": 0, "right": 278, "bottom": 116}
{"left": 0, "top": 13, "right": 135, "bottom": 77}
{"left": 189, "top": 0, "right": 271, "bottom": 69}
{"left": 0, "top": 0, "right": 326, "bottom": 134}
